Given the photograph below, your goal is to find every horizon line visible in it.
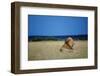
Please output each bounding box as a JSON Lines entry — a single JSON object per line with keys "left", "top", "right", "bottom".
{"left": 28, "top": 34, "right": 88, "bottom": 36}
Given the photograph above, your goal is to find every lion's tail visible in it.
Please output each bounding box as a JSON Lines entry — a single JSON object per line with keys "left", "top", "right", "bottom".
{"left": 60, "top": 47, "right": 63, "bottom": 52}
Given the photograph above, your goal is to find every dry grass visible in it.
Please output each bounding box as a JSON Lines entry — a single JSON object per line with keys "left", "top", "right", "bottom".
{"left": 28, "top": 40, "right": 88, "bottom": 60}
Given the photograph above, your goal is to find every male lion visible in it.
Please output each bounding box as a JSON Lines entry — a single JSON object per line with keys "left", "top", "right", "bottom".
{"left": 60, "top": 37, "right": 74, "bottom": 52}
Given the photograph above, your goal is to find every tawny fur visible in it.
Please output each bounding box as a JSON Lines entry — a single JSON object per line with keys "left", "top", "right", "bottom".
{"left": 60, "top": 37, "right": 74, "bottom": 52}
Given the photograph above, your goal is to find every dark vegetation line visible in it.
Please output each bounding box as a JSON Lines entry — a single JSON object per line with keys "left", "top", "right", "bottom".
{"left": 28, "top": 35, "right": 88, "bottom": 41}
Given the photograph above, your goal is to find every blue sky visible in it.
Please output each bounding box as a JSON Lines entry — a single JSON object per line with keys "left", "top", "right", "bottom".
{"left": 28, "top": 15, "right": 88, "bottom": 36}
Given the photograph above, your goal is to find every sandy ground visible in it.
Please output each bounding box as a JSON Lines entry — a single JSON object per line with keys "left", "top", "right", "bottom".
{"left": 28, "top": 40, "right": 88, "bottom": 60}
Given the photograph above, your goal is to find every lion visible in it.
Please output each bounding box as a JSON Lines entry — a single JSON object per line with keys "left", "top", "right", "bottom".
{"left": 60, "top": 37, "right": 75, "bottom": 52}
